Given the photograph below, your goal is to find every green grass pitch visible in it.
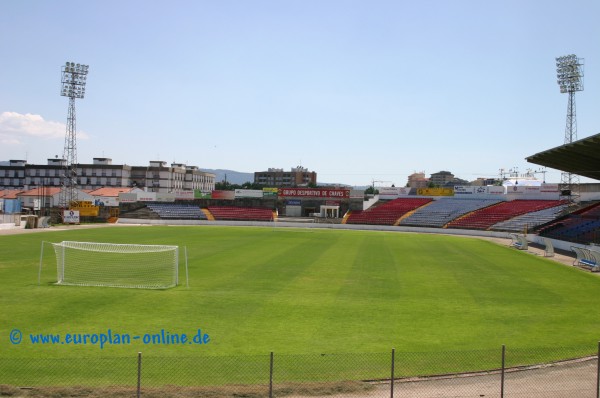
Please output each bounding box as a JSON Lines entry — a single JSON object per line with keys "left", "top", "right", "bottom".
{"left": 1, "top": 225, "right": 600, "bottom": 383}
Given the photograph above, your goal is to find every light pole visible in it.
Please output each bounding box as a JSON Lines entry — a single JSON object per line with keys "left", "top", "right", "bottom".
{"left": 59, "top": 61, "right": 89, "bottom": 208}
{"left": 555, "top": 54, "right": 584, "bottom": 201}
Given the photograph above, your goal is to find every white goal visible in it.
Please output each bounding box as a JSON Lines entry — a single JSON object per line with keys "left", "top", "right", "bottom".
{"left": 39, "top": 241, "right": 187, "bottom": 289}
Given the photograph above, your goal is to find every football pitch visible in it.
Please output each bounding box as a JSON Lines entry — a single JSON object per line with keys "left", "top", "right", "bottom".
{"left": 2, "top": 225, "right": 600, "bottom": 383}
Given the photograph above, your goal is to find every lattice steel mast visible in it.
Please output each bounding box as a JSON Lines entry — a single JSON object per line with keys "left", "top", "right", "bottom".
{"left": 555, "top": 54, "right": 583, "bottom": 202}
{"left": 59, "top": 61, "right": 89, "bottom": 208}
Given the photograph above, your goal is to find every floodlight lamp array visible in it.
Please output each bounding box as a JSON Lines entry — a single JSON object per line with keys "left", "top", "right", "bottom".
{"left": 60, "top": 61, "right": 89, "bottom": 99}
{"left": 556, "top": 54, "right": 583, "bottom": 93}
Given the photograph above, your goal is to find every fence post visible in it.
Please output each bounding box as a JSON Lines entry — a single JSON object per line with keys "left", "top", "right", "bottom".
{"left": 596, "top": 341, "right": 600, "bottom": 398}
{"left": 500, "top": 345, "right": 505, "bottom": 398}
{"left": 269, "top": 351, "right": 274, "bottom": 398}
{"left": 390, "top": 348, "right": 395, "bottom": 398}
{"left": 137, "top": 352, "right": 142, "bottom": 398}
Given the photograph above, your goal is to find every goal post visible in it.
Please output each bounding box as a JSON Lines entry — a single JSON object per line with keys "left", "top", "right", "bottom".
{"left": 39, "top": 241, "right": 188, "bottom": 289}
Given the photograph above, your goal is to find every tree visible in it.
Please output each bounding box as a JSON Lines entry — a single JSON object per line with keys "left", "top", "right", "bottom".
{"left": 215, "top": 181, "right": 233, "bottom": 190}
{"left": 215, "top": 181, "right": 264, "bottom": 190}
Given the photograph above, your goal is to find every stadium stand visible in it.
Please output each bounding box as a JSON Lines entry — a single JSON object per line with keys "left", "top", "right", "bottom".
{"left": 445, "top": 200, "right": 564, "bottom": 231}
{"left": 145, "top": 203, "right": 207, "bottom": 220}
{"left": 490, "top": 202, "right": 567, "bottom": 232}
{"left": 207, "top": 206, "right": 275, "bottom": 221}
{"left": 345, "top": 198, "right": 432, "bottom": 226}
{"left": 399, "top": 198, "right": 502, "bottom": 228}
{"left": 538, "top": 202, "right": 600, "bottom": 244}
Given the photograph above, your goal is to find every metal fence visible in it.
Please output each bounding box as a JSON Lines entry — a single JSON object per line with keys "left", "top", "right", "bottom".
{"left": 1, "top": 344, "right": 599, "bottom": 397}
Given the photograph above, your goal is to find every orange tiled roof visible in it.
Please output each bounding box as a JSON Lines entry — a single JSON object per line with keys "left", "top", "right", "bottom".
{"left": 88, "top": 187, "right": 133, "bottom": 197}
{"left": 0, "top": 189, "right": 25, "bottom": 199}
{"left": 18, "top": 187, "right": 62, "bottom": 196}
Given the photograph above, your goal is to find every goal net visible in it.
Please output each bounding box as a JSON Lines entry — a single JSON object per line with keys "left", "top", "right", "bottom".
{"left": 45, "top": 241, "right": 182, "bottom": 289}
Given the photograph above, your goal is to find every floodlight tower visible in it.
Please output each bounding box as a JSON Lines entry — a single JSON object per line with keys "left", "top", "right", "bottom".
{"left": 555, "top": 54, "right": 584, "bottom": 201}
{"left": 58, "top": 61, "right": 89, "bottom": 208}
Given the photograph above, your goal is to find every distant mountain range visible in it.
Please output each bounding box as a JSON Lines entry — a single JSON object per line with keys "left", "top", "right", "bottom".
{"left": 200, "top": 169, "right": 254, "bottom": 185}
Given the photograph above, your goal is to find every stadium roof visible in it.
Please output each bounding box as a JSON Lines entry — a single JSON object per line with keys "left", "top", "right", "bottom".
{"left": 526, "top": 132, "right": 600, "bottom": 181}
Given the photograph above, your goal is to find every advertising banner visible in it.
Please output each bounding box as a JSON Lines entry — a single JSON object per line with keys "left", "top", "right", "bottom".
{"left": 418, "top": 187, "right": 454, "bottom": 196}
{"left": 506, "top": 185, "right": 521, "bottom": 194}
{"left": 235, "top": 189, "right": 263, "bottom": 198}
{"left": 277, "top": 188, "right": 350, "bottom": 198}
{"left": 487, "top": 186, "right": 505, "bottom": 195}
{"left": 286, "top": 199, "right": 301, "bottom": 206}
{"left": 507, "top": 186, "right": 543, "bottom": 194}
{"left": 524, "top": 186, "right": 541, "bottom": 194}
{"left": 263, "top": 188, "right": 278, "bottom": 197}
{"left": 378, "top": 187, "right": 411, "bottom": 198}
{"left": 453, "top": 186, "right": 475, "bottom": 195}
{"left": 95, "top": 197, "right": 118, "bottom": 207}
{"left": 540, "top": 184, "right": 559, "bottom": 192}
{"left": 379, "top": 187, "right": 400, "bottom": 200}
{"left": 211, "top": 190, "right": 235, "bottom": 200}
{"left": 73, "top": 207, "right": 100, "bottom": 216}
{"left": 174, "top": 190, "right": 195, "bottom": 200}
{"left": 70, "top": 201, "right": 100, "bottom": 216}
{"left": 63, "top": 210, "right": 80, "bottom": 224}
{"left": 506, "top": 186, "right": 524, "bottom": 194}
{"left": 118, "top": 193, "right": 138, "bottom": 203}
{"left": 137, "top": 192, "right": 157, "bottom": 202}
{"left": 379, "top": 187, "right": 399, "bottom": 195}
{"left": 194, "top": 190, "right": 211, "bottom": 199}
{"left": 155, "top": 192, "right": 176, "bottom": 202}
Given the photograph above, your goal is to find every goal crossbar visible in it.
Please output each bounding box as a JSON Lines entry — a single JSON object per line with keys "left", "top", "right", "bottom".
{"left": 56, "top": 241, "right": 178, "bottom": 254}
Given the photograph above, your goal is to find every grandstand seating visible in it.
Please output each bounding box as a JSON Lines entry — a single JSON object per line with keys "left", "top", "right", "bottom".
{"left": 445, "top": 200, "right": 565, "bottom": 231}
{"left": 399, "top": 198, "right": 502, "bottom": 228}
{"left": 539, "top": 202, "right": 600, "bottom": 244}
{"left": 146, "top": 203, "right": 207, "bottom": 220}
{"left": 491, "top": 203, "right": 568, "bottom": 232}
{"left": 207, "top": 206, "right": 274, "bottom": 221}
{"left": 345, "top": 198, "right": 432, "bottom": 226}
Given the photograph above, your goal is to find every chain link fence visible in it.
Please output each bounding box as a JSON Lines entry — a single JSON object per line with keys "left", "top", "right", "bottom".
{"left": 1, "top": 344, "right": 599, "bottom": 397}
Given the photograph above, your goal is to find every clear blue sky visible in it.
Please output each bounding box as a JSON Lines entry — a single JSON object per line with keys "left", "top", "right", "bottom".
{"left": 1, "top": 0, "right": 598, "bottom": 186}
